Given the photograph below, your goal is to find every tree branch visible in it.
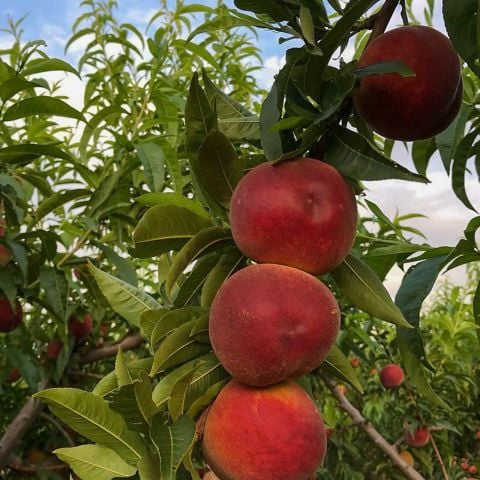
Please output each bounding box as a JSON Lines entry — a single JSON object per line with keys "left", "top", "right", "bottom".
{"left": 40, "top": 412, "right": 75, "bottom": 447}
{"left": 321, "top": 374, "right": 426, "bottom": 480}
{"left": 366, "top": 0, "right": 401, "bottom": 46}
{"left": 79, "top": 333, "right": 144, "bottom": 365}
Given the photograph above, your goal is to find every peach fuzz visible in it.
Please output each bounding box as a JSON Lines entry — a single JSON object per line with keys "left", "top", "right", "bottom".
{"left": 203, "top": 379, "right": 326, "bottom": 480}
{"left": 210, "top": 263, "right": 340, "bottom": 386}
{"left": 229, "top": 158, "right": 357, "bottom": 276}
{"left": 353, "top": 26, "right": 462, "bottom": 141}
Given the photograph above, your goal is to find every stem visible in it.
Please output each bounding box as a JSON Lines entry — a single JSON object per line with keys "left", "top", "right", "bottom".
{"left": 366, "top": 0, "right": 401, "bottom": 46}
{"left": 430, "top": 434, "right": 449, "bottom": 480}
{"left": 57, "top": 228, "right": 93, "bottom": 268}
{"left": 79, "top": 333, "right": 144, "bottom": 365}
{"left": 321, "top": 374, "right": 426, "bottom": 480}
{"left": 40, "top": 413, "right": 75, "bottom": 447}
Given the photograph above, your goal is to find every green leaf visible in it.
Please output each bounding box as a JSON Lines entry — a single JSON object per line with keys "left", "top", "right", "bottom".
{"left": 443, "top": 0, "right": 480, "bottom": 76}
{"left": 137, "top": 452, "right": 160, "bottom": 480}
{"left": 321, "top": 346, "right": 363, "bottom": 393}
{"left": 132, "top": 205, "right": 211, "bottom": 259}
{"left": 299, "top": 6, "right": 316, "bottom": 46}
{"left": 35, "top": 388, "right": 145, "bottom": 464}
{"left": 115, "top": 348, "right": 133, "bottom": 387}
{"left": 197, "top": 130, "right": 244, "bottom": 208}
{"left": 150, "top": 415, "right": 196, "bottom": 480}
{"left": 233, "top": 0, "right": 296, "bottom": 22}
{"left": 140, "top": 309, "right": 169, "bottom": 340}
{"left": 0, "top": 143, "right": 72, "bottom": 164}
{"left": 354, "top": 60, "right": 415, "bottom": 78}
{"left": 168, "top": 368, "right": 199, "bottom": 421}
{"left": 395, "top": 256, "right": 450, "bottom": 409}
{"left": 135, "top": 193, "right": 209, "bottom": 220}
{"left": 135, "top": 143, "right": 166, "bottom": 193}
{"left": 39, "top": 267, "right": 68, "bottom": 322}
{"left": 166, "top": 227, "right": 232, "bottom": 296}
{"left": 89, "top": 263, "right": 161, "bottom": 327}
{"left": 54, "top": 445, "right": 137, "bottom": 480}
{"left": 23, "top": 58, "right": 80, "bottom": 77}
{"left": 0, "top": 78, "right": 47, "bottom": 102}
{"left": 324, "top": 127, "right": 429, "bottom": 183}
{"left": 474, "top": 280, "right": 480, "bottom": 343}
{"left": 3, "top": 97, "right": 86, "bottom": 122}
{"left": 332, "top": 253, "right": 412, "bottom": 328}
{"left": 150, "top": 318, "right": 211, "bottom": 376}
{"left": 412, "top": 138, "right": 436, "bottom": 176}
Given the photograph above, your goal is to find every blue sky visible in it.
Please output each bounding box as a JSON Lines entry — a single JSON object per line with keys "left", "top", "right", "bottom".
{"left": 0, "top": 0, "right": 477, "bottom": 294}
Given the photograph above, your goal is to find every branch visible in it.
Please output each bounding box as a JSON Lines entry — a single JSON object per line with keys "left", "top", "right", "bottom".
{"left": 79, "top": 333, "right": 144, "bottom": 365}
{"left": 366, "top": 0, "right": 401, "bottom": 46}
{"left": 0, "top": 380, "right": 49, "bottom": 471}
{"left": 7, "top": 462, "right": 68, "bottom": 475}
{"left": 40, "top": 413, "right": 75, "bottom": 447}
{"left": 321, "top": 375, "right": 426, "bottom": 480}
{"left": 430, "top": 434, "right": 449, "bottom": 480}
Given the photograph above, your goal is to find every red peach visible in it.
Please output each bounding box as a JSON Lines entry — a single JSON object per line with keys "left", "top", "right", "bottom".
{"left": 229, "top": 158, "right": 357, "bottom": 276}
{"left": 350, "top": 357, "right": 361, "bottom": 368}
{"left": 469, "top": 465, "right": 478, "bottom": 475}
{"left": 203, "top": 380, "right": 326, "bottom": 480}
{"left": 47, "top": 340, "right": 63, "bottom": 359}
{"left": 6, "top": 368, "right": 21, "bottom": 383}
{"left": 68, "top": 313, "right": 93, "bottom": 340}
{"left": 0, "top": 244, "right": 12, "bottom": 267}
{"left": 404, "top": 427, "right": 430, "bottom": 448}
{"left": 380, "top": 364, "right": 404, "bottom": 389}
{"left": 353, "top": 26, "right": 462, "bottom": 141}
{"left": 475, "top": 431, "right": 480, "bottom": 440}
{"left": 461, "top": 462, "right": 470, "bottom": 471}
{"left": 325, "top": 428, "right": 334, "bottom": 438}
{"left": 210, "top": 264, "right": 340, "bottom": 386}
{"left": 0, "top": 297, "right": 22, "bottom": 333}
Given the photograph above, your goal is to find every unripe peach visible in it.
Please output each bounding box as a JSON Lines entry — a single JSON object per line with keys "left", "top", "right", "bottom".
{"left": 203, "top": 380, "right": 326, "bottom": 480}
{"left": 0, "top": 244, "right": 12, "bottom": 267}
{"left": 404, "top": 427, "right": 430, "bottom": 448}
{"left": 0, "top": 297, "right": 22, "bottom": 332}
{"left": 210, "top": 264, "right": 340, "bottom": 386}
{"left": 380, "top": 364, "right": 404, "bottom": 389}
{"left": 68, "top": 313, "right": 93, "bottom": 340}
{"left": 229, "top": 158, "right": 357, "bottom": 276}
{"left": 47, "top": 340, "right": 63, "bottom": 359}
{"left": 399, "top": 450, "right": 414, "bottom": 467}
{"left": 6, "top": 368, "right": 21, "bottom": 383}
{"left": 353, "top": 26, "right": 462, "bottom": 141}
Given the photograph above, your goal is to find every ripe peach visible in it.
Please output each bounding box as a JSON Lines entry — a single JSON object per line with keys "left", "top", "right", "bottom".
{"left": 0, "top": 297, "right": 22, "bottom": 332}
{"left": 399, "top": 450, "right": 414, "bottom": 467}
{"left": 404, "top": 427, "right": 430, "bottom": 448}
{"left": 461, "top": 461, "right": 471, "bottom": 471}
{"left": 469, "top": 465, "right": 478, "bottom": 475}
{"left": 68, "top": 313, "right": 93, "bottom": 340}
{"left": 203, "top": 380, "right": 326, "bottom": 480}
{"left": 229, "top": 158, "right": 357, "bottom": 276}
{"left": 0, "top": 244, "right": 12, "bottom": 267}
{"left": 46, "top": 340, "right": 63, "bottom": 359}
{"left": 350, "top": 357, "right": 360, "bottom": 368}
{"left": 476, "top": 430, "right": 480, "bottom": 440}
{"left": 380, "top": 364, "right": 404, "bottom": 389}
{"left": 210, "top": 264, "right": 340, "bottom": 386}
{"left": 353, "top": 26, "right": 462, "bottom": 141}
{"left": 6, "top": 368, "right": 21, "bottom": 383}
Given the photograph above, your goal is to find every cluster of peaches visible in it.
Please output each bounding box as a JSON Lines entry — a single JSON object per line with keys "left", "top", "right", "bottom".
{"left": 201, "top": 25, "right": 462, "bottom": 480}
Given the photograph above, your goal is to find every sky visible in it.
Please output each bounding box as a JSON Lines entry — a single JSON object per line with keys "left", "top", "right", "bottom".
{"left": 0, "top": 0, "right": 478, "bottom": 296}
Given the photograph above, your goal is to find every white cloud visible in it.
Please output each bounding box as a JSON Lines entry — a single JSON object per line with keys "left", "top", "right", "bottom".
{"left": 255, "top": 55, "right": 285, "bottom": 89}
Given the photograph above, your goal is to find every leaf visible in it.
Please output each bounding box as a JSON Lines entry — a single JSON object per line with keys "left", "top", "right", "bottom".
{"left": 131, "top": 205, "right": 211, "bottom": 259}
{"left": 135, "top": 193, "right": 209, "bottom": 219}
{"left": 324, "top": 127, "right": 429, "bottom": 183}
{"left": 474, "top": 281, "right": 480, "bottom": 343}
{"left": 395, "top": 256, "right": 450, "bottom": 409}
{"left": 89, "top": 262, "right": 161, "bottom": 327}
{"left": 137, "top": 452, "right": 160, "bottom": 480}
{"left": 150, "top": 318, "right": 211, "bottom": 375}
{"left": 140, "top": 309, "right": 168, "bottom": 340}
{"left": 168, "top": 368, "right": 199, "bottom": 421}
{"left": 54, "top": 445, "right": 137, "bottom": 480}
{"left": 39, "top": 267, "right": 68, "bottom": 322}
{"left": 300, "top": 6, "right": 316, "bottom": 46}
{"left": 115, "top": 348, "right": 132, "bottom": 387}
{"left": 197, "top": 130, "right": 244, "bottom": 208}
{"left": 150, "top": 415, "right": 196, "bottom": 480}
{"left": 443, "top": 0, "right": 480, "bottom": 76}
{"left": 233, "top": 0, "right": 296, "bottom": 22}
{"left": 135, "top": 143, "right": 166, "bottom": 193}
{"left": 0, "top": 78, "right": 47, "bottom": 101}
{"left": 22, "top": 58, "right": 80, "bottom": 77}
{"left": 412, "top": 138, "right": 436, "bottom": 176}
{"left": 3, "top": 97, "right": 86, "bottom": 122}
{"left": 332, "top": 253, "right": 412, "bottom": 328}
{"left": 166, "top": 227, "right": 232, "bottom": 296}
{"left": 35, "top": 388, "right": 145, "bottom": 464}
{"left": 0, "top": 143, "right": 72, "bottom": 164}
{"left": 321, "top": 346, "right": 363, "bottom": 393}
{"left": 354, "top": 60, "right": 415, "bottom": 78}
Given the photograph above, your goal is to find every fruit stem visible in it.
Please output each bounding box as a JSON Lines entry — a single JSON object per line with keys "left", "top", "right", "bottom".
{"left": 366, "top": 0, "right": 401, "bottom": 46}
{"left": 321, "top": 373, "right": 426, "bottom": 480}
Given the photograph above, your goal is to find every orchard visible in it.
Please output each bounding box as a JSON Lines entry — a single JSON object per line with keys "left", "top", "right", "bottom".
{"left": 0, "top": 1, "right": 479, "bottom": 480}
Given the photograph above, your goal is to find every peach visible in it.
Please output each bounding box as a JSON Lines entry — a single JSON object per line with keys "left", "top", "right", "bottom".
{"left": 0, "top": 244, "right": 12, "bottom": 267}
{"left": 404, "top": 427, "right": 430, "bottom": 448}
{"left": 353, "top": 26, "right": 462, "bottom": 141}
{"left": 380, "top": 364, "right": 404, "bottom": 389}
{"left": 46, "top": 340, "right": 63, "bottom": 359}
{"left": 399, "top": 450, "right": 414, "bottom": 467}
{"left": 203, "top": 380, "right": 326, "bottom": 480}
{"left": 68, "top": 313, "right": 93, "bottom": 340}
{"left": 210, "top": 264, "right": 340, "bottom": 386}
{"left": 6, "top": 368, "right": 21, "bottom": 383}
{"left": 0, "top": 297, "right": 22, "bottom": 332}
{"left": 229, "top": 158, "right": 357, "bottom": 276}
{"left": 203, "top": 472, "right": 221, "bottom": 480}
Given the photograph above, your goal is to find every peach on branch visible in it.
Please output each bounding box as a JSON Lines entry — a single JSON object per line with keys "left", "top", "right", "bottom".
{"left": 404, "top": 427, "right": 430, "bottom": 448}
{"left": 380, "top": 363, "right": 404, "bottom": 389}
{"left": 353, "top": 26, "right": 462, "bottom": 141}
{"left": 203, "top": 379, "right": 327, "bottom": 480}
{"left": 210, "top": 263, "right": 340, "bottom": 386}
{"left": 0, "top": 297, "right": 22, "bottom": 333}
{"left": 6, "top": 368, "right": 21, "bottom": 383}
{"left": 46, "top": 340, "right": 63, "bottom": 359}
{"left": 0, "top": 244, "right": 12, "bottom": 268}
{"left": 68, "top": 313, "right": 93, "bottom": 340}
{"left": 229, "top": 158, "right": 357, "bottom": 276}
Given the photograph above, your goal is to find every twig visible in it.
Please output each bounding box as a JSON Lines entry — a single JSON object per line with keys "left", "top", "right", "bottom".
{"left": 40, "top": 413, "right": 75, "bottom": 447}
{"left": 430, "top": 433, "right": 449, "bottom": 480}
{"left": 79, "top": 333, "right": 144, "bottom": 365}
{"left": 68, "top": 370, "right": 104, "bottom": 380}
{"left": 7, "top": 462, "right": 68, "bottom": 474}
{"left": 57, "top": 228, "right": 93, "bottom": 268}
{"left": 321, "top": 374, "right": 426, "bottom": 480}
{"left": 366, "top": 0, "right": 401, "bottom": 46}
{"left": 0, "top": 380, "right": 49, "bottom": 471}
